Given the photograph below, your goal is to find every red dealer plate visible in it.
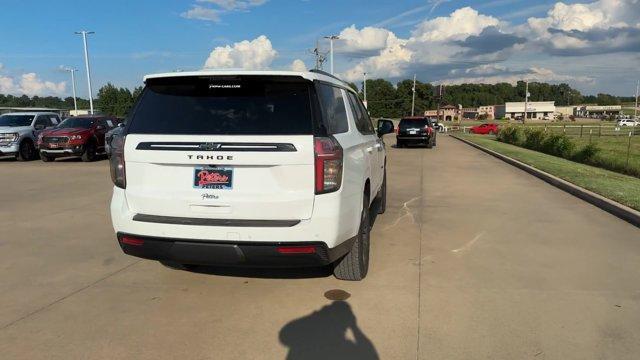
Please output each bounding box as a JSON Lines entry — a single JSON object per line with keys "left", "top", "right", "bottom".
{"left": 193, "top": 167, "right": 233, "bottom": 190}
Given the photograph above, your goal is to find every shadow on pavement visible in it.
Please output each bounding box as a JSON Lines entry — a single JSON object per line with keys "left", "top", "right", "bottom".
{"left": 279, "top": 301, "right": 379, "bottom": 360}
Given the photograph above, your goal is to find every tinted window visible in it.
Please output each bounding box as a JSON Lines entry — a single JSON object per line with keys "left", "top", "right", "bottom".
{"left": 128, "top": 76, "right": 314, "bottom": 135}
{"left": 399, "top": 118, "right": 429, "bottom": 130}
{"left": 34, "top": 117, "right": 49, "bottom": 127}
{"left": 316, "top": 83, "right": 348, "bottom": 134}
{"left": 0, "top": 115, "right": 34, "bottom": 127}
{"left": 347, "top": 92, "right": 375, "bottom": 135}
{"left": 58, "top": 117, "right": 96, "bottom": 129}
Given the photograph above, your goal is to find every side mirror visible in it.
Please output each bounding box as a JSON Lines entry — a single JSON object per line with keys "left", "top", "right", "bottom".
{"left": 34, "top": 124, "right": 45, "bottom": 130}
{"left": 377, "top": 119, "right": 394, "bottom": 137}
{"left": 117, "top": 122, "right": 125, "bottom": 128}
{"left": 96, "top": 125, "right": 105, "bottom": 131}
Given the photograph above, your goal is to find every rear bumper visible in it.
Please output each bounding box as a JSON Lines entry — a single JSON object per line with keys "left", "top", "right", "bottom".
{"left": 110, "top": 186, "right": 361, "bottom": 250}
{"left": 117, "top": 232, "right": 354, "bottom": 267}
{"left": 397, "top": 135, "right": 431, "bottom": 142}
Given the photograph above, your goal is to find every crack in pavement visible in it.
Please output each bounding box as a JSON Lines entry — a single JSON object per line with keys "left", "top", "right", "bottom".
{"left": 451, "top": 231, "right": 486, "bottom": 254}
{"left": 382, "top": 196, "right": 422, "bottom": 231}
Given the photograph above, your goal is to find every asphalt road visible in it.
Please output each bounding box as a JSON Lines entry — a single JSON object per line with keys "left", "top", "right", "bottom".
{"left": 1, "top": 135, "right": 639, "bottom": 359}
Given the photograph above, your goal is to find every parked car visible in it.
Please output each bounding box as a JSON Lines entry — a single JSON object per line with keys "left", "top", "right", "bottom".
{"left": 470, "top": 123, "right": 500, "bottom": 135}
{"left": 38, "top": 116, "right": 119, "bottom": 162}
{"left": 396, "top": 117, "right": 437, "bottom": 148}
{"left": 109, "top": 70, "right": 393, "bottom": 281}
{"left": 0, "top": 112, "right": 60, "bottom": 161}
{"left": 617, "top": 119, "right": 638, "bottom": 127}
{"left": 105, "top": 123, "right": 125, "bottom": 157}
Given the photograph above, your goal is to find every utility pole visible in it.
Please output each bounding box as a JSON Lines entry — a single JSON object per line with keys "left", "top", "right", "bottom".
{"left": 324, "top": 35, "right": 339, "bottom": 74}
{"left": 635, "top": 80, "right": 639, "bottom": 119}
{"left": 311, "top": 39, "right": 327, "bottom": 70}
{"left": 524, "top": 80, "right": 529, "bottom": 124}
{"left": 363, "top": 72, "right": 367, "bottom": 108}
{"left": 75, "top": 30, "right": 95, "bottom": 114}
{"left": 64, "top": 67, "right": 78, "bottom": 112}
{"left": 411, "top": 74, "right": 417, "bottom": 117}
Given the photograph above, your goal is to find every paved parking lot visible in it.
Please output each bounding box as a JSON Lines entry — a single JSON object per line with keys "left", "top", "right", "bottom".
{"left": 1, "top": 135, "right": 640, "bottom": 359}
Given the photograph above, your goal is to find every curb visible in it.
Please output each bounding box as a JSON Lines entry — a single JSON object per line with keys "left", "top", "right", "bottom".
{"left": 451, "top": 134, "right": 640, "bottom": 229}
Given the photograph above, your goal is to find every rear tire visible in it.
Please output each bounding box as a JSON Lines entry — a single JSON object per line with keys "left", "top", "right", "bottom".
{"left": 334, "top": 194, "right": 371, "bottom": 281}
{"left": 16, "top": 140, "right": 35, "bottom": 161}
{"left": 81, "top": 142, "right": 97, "bottom": 162}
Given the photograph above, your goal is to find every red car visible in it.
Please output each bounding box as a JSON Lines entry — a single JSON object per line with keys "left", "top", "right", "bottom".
{"left": 38, "top": 116, "right": 119, "bottom": 162}
{"left": 470, "top": 123, "right": 499, "bottom": 135}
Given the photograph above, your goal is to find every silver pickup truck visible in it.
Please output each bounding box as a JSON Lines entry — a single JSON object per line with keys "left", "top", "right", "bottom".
{"left": 0, "top": 112, "right": 61, "bottom": 160}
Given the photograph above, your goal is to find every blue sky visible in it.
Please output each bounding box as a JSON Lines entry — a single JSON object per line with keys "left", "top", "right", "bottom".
{"left": 0, "top": 0, "right": 638, "bottom": 98}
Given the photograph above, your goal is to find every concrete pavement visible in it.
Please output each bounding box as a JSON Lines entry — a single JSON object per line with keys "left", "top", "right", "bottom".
{"left": 1, "top": 136, "right": 639, "bottom": 359}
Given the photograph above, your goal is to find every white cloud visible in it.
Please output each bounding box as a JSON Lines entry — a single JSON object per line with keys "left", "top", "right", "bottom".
{"left": 204, "top": 35, "right": 277, "bottom": 69}
{"left": 0, "top": 72, "right": 66, "bottom": 96}
{"left": 524, "top": 0, "right": 640, "bottom": 54}
{"left": 337, "top": 25, "right": 400, "bottom": 55}
{"left": 181, "top": 5, "right": 221, "bottom": 22}
{"left": 289, "top": 59, "right": 307, "bottom": 72}
{"left": 197, "top": 0, "right": 267, "bottom": 11}
{"left": 182, "top": 0, "right": 267, "bottom": 22}
{"left": 465, "top": 64, "right": 508, "bottom": 75}
{"left": 341, "top": 7, "right": 505, "bottom": 81}
{"left": 441, "top": 66, "right": 594, "bottom": 85}
{"left": 412, "top": 7, "right": 500, "bottom": 42}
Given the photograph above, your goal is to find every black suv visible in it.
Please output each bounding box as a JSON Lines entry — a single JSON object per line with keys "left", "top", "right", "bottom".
{"left": 396, "top": 117, "right": 437, "bottom": 148}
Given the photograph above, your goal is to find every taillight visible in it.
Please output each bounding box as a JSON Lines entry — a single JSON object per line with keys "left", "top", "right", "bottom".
{"left": 109, "top": 134, "right": 126, "bottom": 189}
{"left": 314, "top": 136, "right": 343, "bottom": 194}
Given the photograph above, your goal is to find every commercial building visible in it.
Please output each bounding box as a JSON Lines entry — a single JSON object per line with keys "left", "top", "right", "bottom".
{"left": 0, "top": 107, "right": 65, "bottom": 116}
{"left": 495, "top": 101, "right": 555, "bottom": 120}
{"left": 555, "top": 106, "right": 575, "bottom": 118}
{"left": 424, "top": 105, "right": 458, "bottom": 121}
{"left": 478, "top": 105, "right": 495, "bottom": 120}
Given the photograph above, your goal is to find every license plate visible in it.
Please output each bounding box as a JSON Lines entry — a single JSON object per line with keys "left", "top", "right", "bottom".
{"left": 409, "top": 130, "right": 417, "bottom": 134}
{"left": 49, "top": 143, "right": 59, "bottom": 148}
{"left": 193, "top": 167, "right": 233, "bottom": 190}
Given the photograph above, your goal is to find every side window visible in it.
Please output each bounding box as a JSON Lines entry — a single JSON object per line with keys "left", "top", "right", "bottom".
{"left": 50, "top": 116, "right": 60, "bottom": 126}
{"left": 316, "top": 83, "right": 348, "bottom": 134}
{"left": 347, "top": 92, "right": 375, "bottom": 135}
{"left": 34, "top": 116, "right": 49, "bottom": 128}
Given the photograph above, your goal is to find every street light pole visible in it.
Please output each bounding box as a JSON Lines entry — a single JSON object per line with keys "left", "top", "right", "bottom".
{"left": 363, "top": 72, "right": 367, "bottom": 106}
{"left": 64, "top": 67, "right": 78, "bottom": 112}
{"left": 75, "top": 30, "right": 95, "bottom": 114}
{"left": 324, "top": 35, "right": 339, "bottom": 75}
{"left": 524, "top": 80, "right": 529, "bottom": 124}
{"left": 635, "top": 80, "right": 639, "bottom": 119}
{"left": 411, "top": 74, "right": 417, "bottom": 117}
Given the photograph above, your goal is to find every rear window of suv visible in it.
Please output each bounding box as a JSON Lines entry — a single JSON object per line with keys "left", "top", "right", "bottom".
{"left": 399, "top": 118, "right": 430, "bottom": 130}
{"left": 127, "top": 76, "right": 314, "bottom": 135}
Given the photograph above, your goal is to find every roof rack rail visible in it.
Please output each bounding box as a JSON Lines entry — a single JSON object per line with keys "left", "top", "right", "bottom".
{"left": 309, "top": 69, "right": 350, "bottom": 86}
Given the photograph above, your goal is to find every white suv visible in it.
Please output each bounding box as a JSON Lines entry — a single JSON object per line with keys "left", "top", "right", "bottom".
{"left": 109, "top": 70, "right": 394, "bottom": 280}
